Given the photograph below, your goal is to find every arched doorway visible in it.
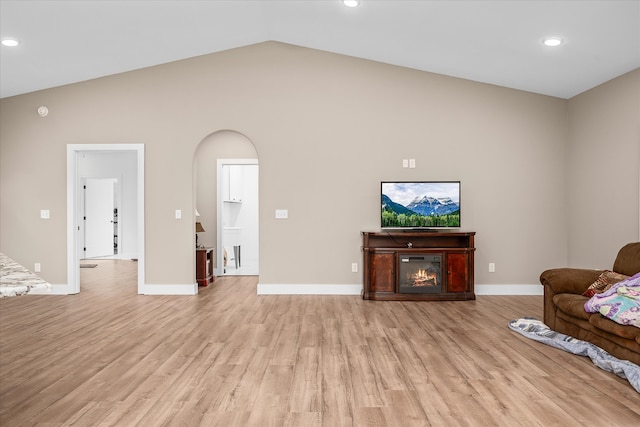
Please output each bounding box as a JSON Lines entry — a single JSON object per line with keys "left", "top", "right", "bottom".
{"left": 193, "top": 131, "right": 259, "bottom": 277}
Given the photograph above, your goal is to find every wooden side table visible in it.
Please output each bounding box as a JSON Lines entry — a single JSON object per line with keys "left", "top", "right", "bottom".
{"left": 196, "top": 247, "right": 215, "bottom": 286}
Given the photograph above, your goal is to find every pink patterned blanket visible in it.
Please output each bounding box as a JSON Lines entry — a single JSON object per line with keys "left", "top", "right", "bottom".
{"left": 584, "top": 272, "right": 640, "bottom": 328}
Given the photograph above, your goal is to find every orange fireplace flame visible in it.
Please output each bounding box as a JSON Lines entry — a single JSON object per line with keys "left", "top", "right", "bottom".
{"left": 411, "top": 269, "right": 438, "bottom": 287}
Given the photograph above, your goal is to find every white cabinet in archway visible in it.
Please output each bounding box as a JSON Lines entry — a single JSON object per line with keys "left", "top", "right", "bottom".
{"left": 223, "top": 165, "right": 244, "bottom": 203}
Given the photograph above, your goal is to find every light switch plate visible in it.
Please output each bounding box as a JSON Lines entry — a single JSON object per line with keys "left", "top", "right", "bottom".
{"left": 40, "top": 210, "right": 50, "bottom": 219}
{"left": 275, "top": 209, "right": 288, "bottom": 219}
{"left": 175, "top": 209, "right": 182, "bottom": 219}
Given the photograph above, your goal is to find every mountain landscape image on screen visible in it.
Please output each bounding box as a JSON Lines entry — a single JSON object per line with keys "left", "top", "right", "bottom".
{"left": 381, "top": 185, "right": 460, "bottom": 228}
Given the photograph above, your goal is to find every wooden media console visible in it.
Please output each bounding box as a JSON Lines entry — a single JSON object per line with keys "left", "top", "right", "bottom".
{"left": 362, "top": 231, "right": 476, "bottom": 301}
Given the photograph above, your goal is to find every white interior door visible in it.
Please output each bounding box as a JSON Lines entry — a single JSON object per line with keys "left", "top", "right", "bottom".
{"left": 84, "top": 178, "right": 116, "bottom": 258}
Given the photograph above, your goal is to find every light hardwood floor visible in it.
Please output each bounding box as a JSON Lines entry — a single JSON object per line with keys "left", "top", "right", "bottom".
{"left": 1, "top": 260, "right": 638, "bottom": 426}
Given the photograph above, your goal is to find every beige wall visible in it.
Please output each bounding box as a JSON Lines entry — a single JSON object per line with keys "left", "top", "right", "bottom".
{"left": 566, "top": 68, "right": 640, "bottom": 268}
{"left": 1, "top": 41, "right": 635, "bottom": 290}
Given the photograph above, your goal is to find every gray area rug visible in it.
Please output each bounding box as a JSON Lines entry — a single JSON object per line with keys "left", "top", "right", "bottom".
{"left": 508, "top": 317, "right": 640, "bottom": 393}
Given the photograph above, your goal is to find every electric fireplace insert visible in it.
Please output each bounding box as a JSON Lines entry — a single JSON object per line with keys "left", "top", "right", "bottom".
{"left": 398, "top": 253, "right": 442, "bottom": 294}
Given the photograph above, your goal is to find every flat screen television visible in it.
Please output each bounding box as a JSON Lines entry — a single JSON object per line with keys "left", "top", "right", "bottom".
{"left": 381, "top": 181, "right": 461, "bottom": 229}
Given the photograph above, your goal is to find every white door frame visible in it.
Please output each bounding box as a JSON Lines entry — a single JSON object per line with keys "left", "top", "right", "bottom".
{"left": 66, "top": 144, "right": 145, "bottom": 294}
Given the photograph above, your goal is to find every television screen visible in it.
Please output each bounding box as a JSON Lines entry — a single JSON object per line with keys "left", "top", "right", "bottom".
{"left": 381, "top": 181, "right": 460, "bottom": 228}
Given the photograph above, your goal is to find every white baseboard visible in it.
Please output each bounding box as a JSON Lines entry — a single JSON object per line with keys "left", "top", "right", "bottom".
{"left": 140, "top": 283, "right": 198, "bottom": 295}
{"left": 28, "top": 283, "right": 199, "bottom": 295}
{"left": 475, "top": 284, "right": 543, "bottom": 295}
{"left": 114, "top": 252, "right": 137, "bottom": 260}
{"left": 28, "top": 284, "right": 73, "bottom": 295}
{"left": 257, "top": 283, "right": 362, "bottom": 295}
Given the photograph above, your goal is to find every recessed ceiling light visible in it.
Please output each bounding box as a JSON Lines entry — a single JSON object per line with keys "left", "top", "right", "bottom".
{"left": 343, "top": 0, "right": 359, "bottom": 7}
{"left": 543, "top": 37, "right": 563, "bottom": 47}
{"left": 1, "top": 38, "right": 19, "bottom": 47}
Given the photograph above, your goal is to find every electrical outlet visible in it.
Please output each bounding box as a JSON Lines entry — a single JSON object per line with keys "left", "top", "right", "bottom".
{"left": 351, "top": 263, "right": 358, "bottom": 273}
{"left": 489, "top": 262, "right": 496, "bottom": 273}
{"left": 402, "top": 159, "right": 409, "bottom": 168}
{"left": 275, "top": 209, "right": 288, "bottom": 219}
{"left": 409, "top": 158, "right": 416, "bottom": 168}
{"left": 175, "top": 209, "right": 182, "bottom": 219}
{"left": 34, "top": 263, "right": 41, "bottom": 272}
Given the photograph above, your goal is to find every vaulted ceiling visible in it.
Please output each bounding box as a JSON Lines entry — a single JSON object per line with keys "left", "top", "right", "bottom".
{"left": 1, "top": 0, "right": 638, "bottom": 99}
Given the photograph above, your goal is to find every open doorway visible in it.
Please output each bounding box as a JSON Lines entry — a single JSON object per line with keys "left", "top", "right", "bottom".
{"left": 66, "top": 144, "right": 145, "bottom": 294}
{"left": 218, "top": 160, "right": 259, "bottom": 276}
{"left": 194, "top": 131, "right": 258, "bottom": 278}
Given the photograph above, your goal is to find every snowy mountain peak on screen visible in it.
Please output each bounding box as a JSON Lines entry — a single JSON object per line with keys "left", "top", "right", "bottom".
{"left": 405, "top": 196, "right": 459, "bottom": 216}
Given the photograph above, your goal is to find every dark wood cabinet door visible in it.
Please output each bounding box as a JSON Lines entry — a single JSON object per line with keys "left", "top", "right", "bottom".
{"left": 370, "top": 252, "right": 395, "bottom": 293}
{"left": 447, "top": 252, "right": 469, "bottom": 292}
